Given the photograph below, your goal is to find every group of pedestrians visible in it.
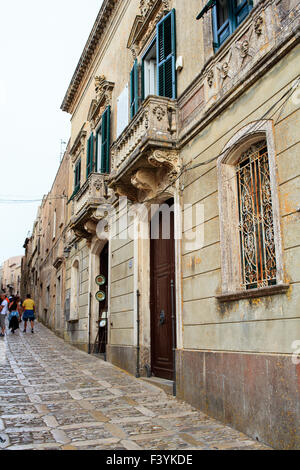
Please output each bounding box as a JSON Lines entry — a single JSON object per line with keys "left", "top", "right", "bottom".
{"left": 0, "top": 293, "right": 36, "bottom": 337}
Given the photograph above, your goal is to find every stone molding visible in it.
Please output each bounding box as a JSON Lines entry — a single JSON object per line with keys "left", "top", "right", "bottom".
{"left": 69, "top": 126, "right": 87, "bottom": 163}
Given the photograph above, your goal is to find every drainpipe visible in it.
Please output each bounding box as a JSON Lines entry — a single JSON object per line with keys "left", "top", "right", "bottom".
{"left": 88, "top": 292, "right": 92, "bottom": 355}
{"left": 171, "top": 279, "right": 176, "bottom": 396}
{"left": 136, "top": 289, "right": 141, "bottom": 378}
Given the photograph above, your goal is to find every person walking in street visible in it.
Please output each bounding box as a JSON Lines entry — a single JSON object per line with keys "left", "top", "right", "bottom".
{"left": 8, "top": 296, "right": 20, "bottom": 334}
{"left": 0, "top": 293, "right": 9, "bottom": 337}
{"left": 22, "top": 294, "right": 36, "bottom": 334}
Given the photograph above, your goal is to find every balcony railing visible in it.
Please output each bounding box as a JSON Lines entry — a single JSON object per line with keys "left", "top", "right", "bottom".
{"left": 72, "top": 172, "right": 108, "bottom": 218}
{"left": 70, "top": 172, "right": 111, "bottom": 239}
{"left": 111, "top": 95, "right": 177, "bottom": 176}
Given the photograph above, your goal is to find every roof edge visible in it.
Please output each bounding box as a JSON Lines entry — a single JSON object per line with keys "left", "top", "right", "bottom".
{"left": 61, "top": 0, "right": 118, "bottom": 114}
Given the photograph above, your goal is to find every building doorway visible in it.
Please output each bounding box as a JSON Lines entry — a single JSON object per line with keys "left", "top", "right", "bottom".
{"left": 150, "top": 198, "right": 176, "bottom": 380}
{"left": 95, "top": 242, "right": 109, "bottom": 354}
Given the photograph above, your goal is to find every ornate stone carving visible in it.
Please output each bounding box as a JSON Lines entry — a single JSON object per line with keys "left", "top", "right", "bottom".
{"left": 94, "top": 178, "right": 103, "bottom": 191}
{"left": 88, "top": 79, "right": 114, "bottom": 129}
{"left": 207, "top": 69, "right": 214, "bottom": 87}
{"left": 254, "top": 16, "right": 264, "bottom": 35}
{"left": 148, "top": 149, "right": 181, "bottom": 180}
{"left": 217, "top": 50, "right": 233, "bottom": 82}
{"left": 153, "top": 105, "right": 166, "bottom": 121}
{"left": 236, "top": 31, "right": 254, "bottom": 62}
{"left": 140, "top": 0, "right": 169, "bottom": 17}
{"left": 95, "top": 75, "right": 106, "bottom": 100}
{"left": 131, "top": 168, "right": 157, "bottom": 197}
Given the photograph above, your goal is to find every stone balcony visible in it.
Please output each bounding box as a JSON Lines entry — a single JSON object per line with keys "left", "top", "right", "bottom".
{"left": 109, "top": 95, "right": 180, "bottom": 202}
{"left": 70, "top": 172, "right": 112, "bottom": 239}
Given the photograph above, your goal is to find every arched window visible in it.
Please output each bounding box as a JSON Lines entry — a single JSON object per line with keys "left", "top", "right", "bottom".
{"left": 70, "top": 259, "right": 80, "bottom": 321}
{"left": 217, "top": 121, "right": 286, "bottom": 299}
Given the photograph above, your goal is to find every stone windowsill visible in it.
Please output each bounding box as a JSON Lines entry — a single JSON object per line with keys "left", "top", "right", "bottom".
{"left": 216, "top": 283, "right": 290, "bottom": 302}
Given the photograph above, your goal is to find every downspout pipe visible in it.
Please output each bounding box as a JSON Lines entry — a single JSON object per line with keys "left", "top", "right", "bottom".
{"left": 88, "top": 292, "right": 92, "bottom": 355}
{"left": 136, "top": 289, "right": 141, "bottom": 378}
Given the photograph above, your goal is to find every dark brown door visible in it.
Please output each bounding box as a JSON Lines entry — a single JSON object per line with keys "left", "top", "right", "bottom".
{"left": 98, "top": 243, "right": 109, "bottom": 354}
{"left": 150, "top": 200, "right": 176, "bottom": 380}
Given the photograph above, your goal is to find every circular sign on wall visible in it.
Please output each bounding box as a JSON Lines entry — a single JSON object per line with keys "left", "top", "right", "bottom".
{"left": 95, "top": 291, "right": 106, "bottom": 302}
{"left": 95, "top": 274, "right": 106, "bottom": 286}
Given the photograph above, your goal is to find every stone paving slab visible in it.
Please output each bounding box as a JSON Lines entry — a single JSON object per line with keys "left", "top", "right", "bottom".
{"left": 0, "top": 322, "right": 270, "bottom": 450}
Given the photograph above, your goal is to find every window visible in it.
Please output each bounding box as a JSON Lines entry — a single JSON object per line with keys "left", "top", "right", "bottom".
{"left": 236, "top": 141, "right": 276, "bottom": 290}
{"left": 217, "top": 121, "right": 285, "bottom": 298}
{"left": 142, "top": 39, "right": 157, "bottom": 100}
{"left": 212, "top": 0, "right": 253, "bottom": 50}
{"left": 86, "top": 133, "right": 94, "bottom": 178}
{"left": 74, "top": 159, "right": 81, "bottom": 194}
{"left": 131, "top": 9, "right": 177, "bottom": 116}
{"left": 95, "top": 106, "right": 111, "bottom": 174}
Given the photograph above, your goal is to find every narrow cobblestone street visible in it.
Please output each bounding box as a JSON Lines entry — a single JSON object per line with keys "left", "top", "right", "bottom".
{"left": 0, "top": 322, "right": 269, "bottom": 451}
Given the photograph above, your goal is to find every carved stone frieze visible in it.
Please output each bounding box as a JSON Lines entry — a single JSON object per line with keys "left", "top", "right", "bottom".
{"left": 236, "top": 30, "right": 254, "bottom": 62}
{"left": 153, "top": 105, "right": 166, "bottom": 121}
{"left": 207, "top": 69, "right": 214, "bottom": 87}
{"left": 254, "top": 16, "right": 264, "bottom": 35}
{"left": 140, "top": 0, "right": 169, "bottom": 18}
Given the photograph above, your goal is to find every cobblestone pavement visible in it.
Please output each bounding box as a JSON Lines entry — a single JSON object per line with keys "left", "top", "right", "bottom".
{"left": 0, "top": 322, "right": 269, "bottom": 450}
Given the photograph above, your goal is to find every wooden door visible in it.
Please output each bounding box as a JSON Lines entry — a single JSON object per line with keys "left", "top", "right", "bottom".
{"left": 150, "top": 200, "right": 176, "bottom": 380}
{"left": 98, "top": 243, "right": 108, "bottom": 354}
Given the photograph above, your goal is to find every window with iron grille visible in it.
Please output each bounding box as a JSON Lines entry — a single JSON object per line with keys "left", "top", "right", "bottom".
{"left": 236, "top": 140, "right": 276, "bottom": 290}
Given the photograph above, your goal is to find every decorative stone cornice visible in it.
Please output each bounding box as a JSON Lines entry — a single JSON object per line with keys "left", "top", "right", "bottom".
{"left": 70, "top": 125, "right": 87, "bottom": 162}
{"left": 87, "top": 77, "right": 114, "bottom": 130}
{"left": 61, "top": 0, "right": 119, "bottom": 114}
{"left": 127, "top": 0, "right": 170, "bottom": 59}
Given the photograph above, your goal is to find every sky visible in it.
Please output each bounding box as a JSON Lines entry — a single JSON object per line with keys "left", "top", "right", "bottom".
{"left": 0, "top": 0, "right": 102, "bottom": 264}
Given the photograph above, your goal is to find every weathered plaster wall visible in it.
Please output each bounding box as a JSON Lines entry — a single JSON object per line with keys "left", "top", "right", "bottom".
{"left": 178, "top": 44, "right": 300, "bottom": 449}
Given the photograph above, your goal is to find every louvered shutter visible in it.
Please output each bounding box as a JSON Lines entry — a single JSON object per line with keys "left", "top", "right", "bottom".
{"left": 86, "top": 134, "right": 93, "bottom": 178}
{"left": 130, "top": 60, "right": 139, "bottom": 118}
{"left": 101, "top": 106, "right": 111, "bottom": 174}
{"left": 157, "top": 9, "right": 176, "bottom": 99}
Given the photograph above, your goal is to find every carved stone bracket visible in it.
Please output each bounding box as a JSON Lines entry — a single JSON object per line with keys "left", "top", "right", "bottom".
{"left": 129, "top": 149, "right": 181, "bottom": 201}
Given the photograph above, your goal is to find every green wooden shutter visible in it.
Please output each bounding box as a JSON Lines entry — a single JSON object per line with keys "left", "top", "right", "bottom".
{"left": 130, "top": 60, "right": 139, "bottom": 118}
{"left": 86, "top": 134, "right": 94, "bottom": 178}
{"left": 74, "top": 159, "right": 81, "bottom": 193}
{"left": 157, "top": 9, "right": 176, "bottom": 99}
{"left": 101, "top": 106, "right": 111, "bottom": 174}
{"left": 95, "top": 131, "right": 99, "bottom": 173}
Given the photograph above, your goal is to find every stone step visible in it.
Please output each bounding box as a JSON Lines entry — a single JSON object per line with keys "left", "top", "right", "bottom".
{"left": 140, "top": 377, "right": 174, "bottom": 396}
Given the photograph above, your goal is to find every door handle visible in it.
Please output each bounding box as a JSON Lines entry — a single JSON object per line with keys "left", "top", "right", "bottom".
{"left": 159, "top": 310, "right": 165, "bottom": 325}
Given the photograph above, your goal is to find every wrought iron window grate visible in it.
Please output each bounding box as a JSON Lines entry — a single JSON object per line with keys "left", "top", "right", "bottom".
{"left": 236, "top": 141, "right": 276, "bottom": 290}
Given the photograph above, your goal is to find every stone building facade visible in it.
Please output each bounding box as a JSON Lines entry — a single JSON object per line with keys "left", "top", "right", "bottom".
{"left": 1, "top": 256, "right": 22, "bottom": 295}
{"left": 23, "top": 0, "right": 300, "bottom": 449}
{"left": 22, "top": 146, "right": 70, "bottom": 337}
